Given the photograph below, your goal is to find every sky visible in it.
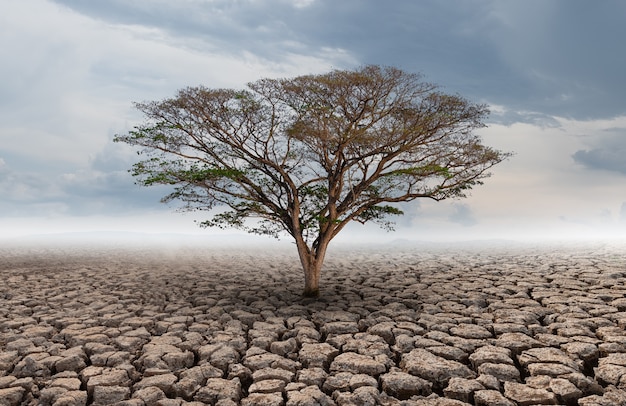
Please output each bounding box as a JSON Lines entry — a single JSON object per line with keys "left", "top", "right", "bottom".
{"left": 1, "top": 0, "right": 626, "bottom": 242}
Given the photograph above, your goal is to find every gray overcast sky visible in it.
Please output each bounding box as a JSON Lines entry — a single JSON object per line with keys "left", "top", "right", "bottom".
{"left": 1, "top": 0, "right": 626, "bottom": 241}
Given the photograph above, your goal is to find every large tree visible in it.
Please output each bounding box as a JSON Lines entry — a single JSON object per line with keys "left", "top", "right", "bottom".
{"left": 115, "top": 65, "right": 510, "bottom": 297}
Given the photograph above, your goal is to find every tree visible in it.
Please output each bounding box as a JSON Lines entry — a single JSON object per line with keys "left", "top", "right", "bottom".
{"left": 114, "top": 65, "right": 511, "bottom": 297}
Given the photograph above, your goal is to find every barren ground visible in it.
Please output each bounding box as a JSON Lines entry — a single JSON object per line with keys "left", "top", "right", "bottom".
{"left": 1, "top": 240, "right": 625, "bottom": 405}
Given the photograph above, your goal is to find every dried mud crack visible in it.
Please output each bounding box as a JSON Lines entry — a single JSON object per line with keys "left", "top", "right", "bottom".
{"left": 1, "top": 241, "right": 625, "bottom": 405}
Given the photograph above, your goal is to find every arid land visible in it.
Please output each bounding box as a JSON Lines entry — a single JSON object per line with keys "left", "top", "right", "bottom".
{"left": 1, "top": 239, "right": 626, "bottom": 405}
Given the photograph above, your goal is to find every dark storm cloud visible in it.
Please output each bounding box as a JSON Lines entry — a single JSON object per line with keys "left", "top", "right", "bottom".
{"left": 485, "top": 0, "right": 626, "bottom": 119}
{"left": 49, "top": 0, "right": 626, "bottom": 120}
{"left": 296, "top": 0, "right": 626, "bottom": 119}
{"left": 47, "top": 0, "right": 319, "bottom": 61}
{"left": 572, "top": 125, "right": 626, "bottom": 174}
{"left": 573, "top": 145, "right": 626, "bottom": 175}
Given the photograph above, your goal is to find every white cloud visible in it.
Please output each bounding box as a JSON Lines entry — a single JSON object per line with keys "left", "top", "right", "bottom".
{"left": 563, "top": 115, "right": 626, "bottom": 174}
{"left": 0, "top": 0, "right": 357, "bottom": 227}
{"left": 450, "top": 115, "right": 626, "bottom": 239}
{"left": 1, "top": 0, "right": 356, "bottom": 166}
{"left": 0, "top": 165, "right": 66, "bottom": 215}
{"left": 291, "top": 0, "right": 316, "bottom": 8}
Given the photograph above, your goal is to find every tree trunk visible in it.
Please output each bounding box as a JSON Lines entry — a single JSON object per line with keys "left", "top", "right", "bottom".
{"left": 303, "top": 259, "right": 322, "bottom": 298}
{"left": 295, "top": 236, "right": 330, "bottom": 298}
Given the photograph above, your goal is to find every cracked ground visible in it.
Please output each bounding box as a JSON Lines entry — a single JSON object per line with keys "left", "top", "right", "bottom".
{"left": 1, "top": 240, "right": 625, "bottom": 405}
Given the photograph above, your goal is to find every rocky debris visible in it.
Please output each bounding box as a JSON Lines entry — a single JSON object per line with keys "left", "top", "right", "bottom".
{"left": 241, "top": 392, "right": 284, "bottom": 406}
{"left": 503, "top": 381, "right": 559, "bottom": 405}
{"left": 243, "top": 348, "right": 301, "bottom": 373}
{"left": 401, "top": 348, "right": 476, "bottom": 389}
{"left": 198, "top": 343, "right": 240, "bottom": 373}
{"left": 333, "top": 385, "right": 380, "bottom": 405}
{"left": 594, "top": 353, "right": 626, "bottom": 387}
{"left": 321, "top": 371, "right": 352, "bottom": 393}
{"left": 443, "top": 377, "right": 485, "bottom": 403}
{"left": 286, "top": 385, "right": 334, "bottom": 406}
{"left": 270, "top": 337, "right": 298, "bottom": 358}
{"left": 137, "top": 335, "right": 195, "bottom": 373}
{"left": 578, "top": 386, "right": 626, "bottom": 406}
{"left": 248, "top": 378, "right": 287, "bottom": 394}
{"left": 133, "top": 373, "right": 178, "bottom": 397}
{"left": 380, "top": 370, "right": 432, "bottom": 399}
{"left": 194, "top": 378, "right": 241, "bottom": 404}
{"left": 549, "top": 378, "right": 584, "bottom": 404}
{"left": 495, "top": 332, "right": 543, "bottom": 355}
{"left": 296, "top": 367, "right": 327, "bottom": 387}
{"left": 299, "top": 343, "right": 339, "bottom": 368}
{"left": 469, "top": 345, "right": 514, "bottom": 368}
{"left": 92, "top": 385, "right": 131, "bottom": 405}
{"left": 474, "top": 389, "right": 516, "bottom": 406}
{"left": 0, "top": 387, "right": 26, "bottom": 406}
{"left": 56, "top": 346, "right": 88, "bottom": 373}
{"left": 2, "top": 242, "right": 626, "bottom": 405}
{"left": 476, "top": 362, "right": 521, "bottom": 383}
{"left": 449, "top": 323, "right": 493, "bottom": 340}
{"left": 518, "top": 347, "right": 582, "bottom": 374}
{"left": 329, "top": 352, "right": 387, "bottom": 376}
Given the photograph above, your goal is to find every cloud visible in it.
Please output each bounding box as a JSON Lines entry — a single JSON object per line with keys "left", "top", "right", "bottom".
{"left": 47, "top": 0, "right": 355, "bottom": 70}
{"left": 57, "top": 168, "right": 170, "bottom": 215}
{"left": 449, "top": 204, "right": 477, "bottom": 227}
{"left": 3, "top": 0, "right": 626, "bottom": 241}
{"left": 572, "top": 148, "right": 626, "bottom": 175}
{"left": 0, "top": 156, "right": 66, "bottom": 216}
{"left": 566, "top": 116, "right": 626, "bottom": 175}
{"left": 0, "top": 0, "right": 357, "bottom": 223}
{"left": 0, "top": 157, "right": 7, "bottom": 177}
{"left": 572, "top": 133, "right": 626, "bottom": 174}
{"left": 1, "top": 0, "right": 355, "bottom": 164}
{"left": 465, "top": 116, "right": 626, "bottom": 238}
{"left": 479, "top": 0, "right": 626, "bottom": 119}
{"left": 559, "top": 208, "right": 614, "bottom": 226}
{"left": 486, "top": 105, "right": 563, "bottom": 128}
{"left": 0, "top": 141, "right": 167, "bottom": 218}
{"left": 40, "top": 0, "right": 626, "bottom": 121}
{"left": 292, "top": 0, "right": 316, "bottom": 8}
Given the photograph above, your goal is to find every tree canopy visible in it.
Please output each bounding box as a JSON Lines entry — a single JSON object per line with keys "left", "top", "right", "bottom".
{"left": 115, "top": 65, "right": 510, "bottom": 297}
